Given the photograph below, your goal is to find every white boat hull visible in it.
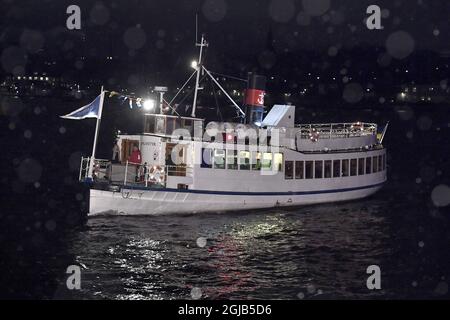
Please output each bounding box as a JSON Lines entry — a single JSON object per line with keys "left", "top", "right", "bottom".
{"left": 88, "top": 182, "right": 384, "bottom": 216}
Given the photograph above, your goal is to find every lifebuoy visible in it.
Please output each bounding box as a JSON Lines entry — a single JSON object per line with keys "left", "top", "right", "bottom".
{"left": 309, "top": 129, "right": 319, "bottom": 142}
{"left": 148, "top": 165, "right": 165, "bottom": 184}
{"left": 92, "top": 162, "right": 101, "bottom": 179}
{"left": 350, "top": 122, "right": 363, "bottom": 132}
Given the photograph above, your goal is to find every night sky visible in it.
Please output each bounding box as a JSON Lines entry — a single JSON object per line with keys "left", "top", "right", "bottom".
{"left": 1, "top": 0, "right": 450, "bottom": 88}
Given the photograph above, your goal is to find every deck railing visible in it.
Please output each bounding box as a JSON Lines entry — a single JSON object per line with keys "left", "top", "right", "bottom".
{"left": 79, "top": 157, "right": 112, "bottom": 181}
{"left": 79, "top": 157, "right": 193, "bottom": 187}
{"left": 295, "top": 122, "right": 377, "bottom": 140}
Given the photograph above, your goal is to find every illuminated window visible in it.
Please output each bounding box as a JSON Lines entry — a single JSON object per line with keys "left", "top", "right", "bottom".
{"left": 201, "top": 148, "right": 212, "bottom": 168}
{"left": 239, "top": 151, "right": 250, "bottom": 170}
{"left": 314, "top": 160, "right": 323, "bottom": 178}
{"left": 333, "top": 160, "right": 340, "bottom": 177}
{"left": 350, "top": 159, "right": 357, "bottom": 176}
{"left": 251, "top": 152, "right": 261, "bottom": 170}
{"left": 226, "top": 149, "right": 238, "bottom": 169}
{"left": 342, "top": 159, "right": 349, "bottom": 177}
{"left": 365, "top": 157, "right": 372, "bottom": 174}
{"left": 285, "top": 161, "right": 294, "bottom": 179}
{"left": 295, "top": 161, "right": 304, "bottom": 179}
{"left": 261, "top": 153, "right": 272, "bottom": 171}
{"left": 358, "top": 158, "right": 365, "bottom": 175}
{"left": 324, "top": 160, "right": 332, "bottom": 178}
{"left": 305, "top": 161, "right": 313, "bottom": 179}
{"left": 273, "top": 153, "right": 283, "bottom": 172}
{"left": 214, "top": 149, "right": 225, "bottom": 169}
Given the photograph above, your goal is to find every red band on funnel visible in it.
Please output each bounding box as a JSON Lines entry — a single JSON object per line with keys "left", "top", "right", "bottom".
{"left": 245, "top": 89, "right": 265, "bottom": 106}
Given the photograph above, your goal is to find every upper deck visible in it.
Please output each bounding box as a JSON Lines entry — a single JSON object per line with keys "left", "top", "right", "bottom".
{"left": 291, "top": 122, "right": 379, "bottom": 152}
{"left": 140, "top": 107, "right": 381, "bottom": 153}
{"left": 295, "top": 122, "right": 377, "bottom": 140}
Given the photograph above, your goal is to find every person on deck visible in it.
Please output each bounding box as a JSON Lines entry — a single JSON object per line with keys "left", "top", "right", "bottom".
{"left": 128, "top": 145, "right": 142, "bottom": 182}
{"left": 128, "top": 145, "right": 142, "bottom": 164}
{"left": 112, "top": 141, "right": 120, "bottom": 163}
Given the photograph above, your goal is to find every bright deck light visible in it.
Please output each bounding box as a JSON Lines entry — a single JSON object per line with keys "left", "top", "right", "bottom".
{"left": 191, "top": 60, "right": 198, "bottom": 69}
{"left": 143, "top": 99, "right": 155, "bottom": 111}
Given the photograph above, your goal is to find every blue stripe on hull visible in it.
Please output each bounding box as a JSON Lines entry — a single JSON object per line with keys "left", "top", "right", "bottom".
{"left": 118, "top": 181, "right": 386, "bottom": 196}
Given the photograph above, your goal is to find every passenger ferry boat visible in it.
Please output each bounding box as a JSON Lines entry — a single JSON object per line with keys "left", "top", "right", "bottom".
{"left": 76, "top": 36, "right": 388, "bottom": 216}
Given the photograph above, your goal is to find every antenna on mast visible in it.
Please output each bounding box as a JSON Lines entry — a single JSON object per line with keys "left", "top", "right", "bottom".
{"left": 195, "top": 14, "right": 198, "bottom": 45}
{"left": 191, "top": 33, "right": 208, "bottom": 118}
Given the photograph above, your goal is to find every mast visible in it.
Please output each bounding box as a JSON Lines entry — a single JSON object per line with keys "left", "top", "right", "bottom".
{"left": 191, "top": 34, "right": 208, "bottom": 118}
{"left": 87, "top": 86, "right": 105, "bottom": 179}
{"left": 202, "top": 66, "right": 245, "bottom": 117}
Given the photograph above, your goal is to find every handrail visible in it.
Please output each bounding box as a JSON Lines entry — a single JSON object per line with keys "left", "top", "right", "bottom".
{"left": 79, "top": 156, "right": 91, "bottom": 181}
{"left": 124, "top": 160, "right": 128, "bottom": 186}
{"left": 78, "top": 157, "right": 84, "bottom": 181}
{"left": 79, "top": 156, "right": 194, "bottom": 187}
{"left": 295, "top": 122, "right": 377, "bottom": 128}
{"left": 295, "top": 122, "right": 377, "bottom": 140}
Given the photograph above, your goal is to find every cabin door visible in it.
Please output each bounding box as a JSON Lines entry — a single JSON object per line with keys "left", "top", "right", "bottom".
{"left": 121, "top": 139, "right": 140, "bottom": 164}
{"left": 165, "top": 143, "right": 187, "bottom": 176}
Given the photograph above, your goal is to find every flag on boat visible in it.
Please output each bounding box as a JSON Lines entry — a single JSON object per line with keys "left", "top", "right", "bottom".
{"left": 60, "top": 92, "right": 105, "bottom": 120}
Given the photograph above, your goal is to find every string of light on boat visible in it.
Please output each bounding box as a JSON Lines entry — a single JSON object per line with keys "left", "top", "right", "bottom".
{"left": 106, "top": 90, "right": 157, "bottom": 111}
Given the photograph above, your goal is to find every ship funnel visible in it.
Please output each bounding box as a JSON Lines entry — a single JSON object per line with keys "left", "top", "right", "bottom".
{"left": 244, "top": 73, "right": 266, "bottom": 126}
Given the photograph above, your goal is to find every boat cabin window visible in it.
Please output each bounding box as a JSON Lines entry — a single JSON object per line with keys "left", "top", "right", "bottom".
{"left": 144, "top": 114, "right": 202, "bottom": 137}
{"left": 155, "top": 116, "right": 166, "bottom": 134}
{"left": 372, "top": 156, "right": 378, "bottom": 172}
{"left": 201, "top": 148, "right": 212, "bottom": 168}
{"left": 145, "top": 116, "right": 156, "bottom": 133}
{"left": 358, "top": 158, "right": 365, "bottom": 175}
{"left": 314, "top": 160, "right": 323, "bottom": 179}
{"left": 365, "top": 157, "right": 372, "bottom": 174}
{"left": 305, "top": 161, "right": 313, "bottom": 179}
{"left": 285, "top": 161, "right": 294, "bottom": 179}
{"left": 295, "top": 161, "right": 304, "bottom": 179}
{"left": 342, "top": 159, "right": 349, "bottom": 177}
{"left": 251, "top": 152, "right": 261, "bottom": 170}
{"left": 166, "top": 143, "right": 185, "bottom": 166}
{"left": 261, "top": 153, "right": 272, "bottom": 171}
{"left": 324, "top": 160, "right": 332, "bottom": 178}
{"left": 227, "top": 150, "right": 238, "bottom": 169}
{"left": 333, "top": 160, "right": 340, "bottom": 178}
{"left": 239, "top": 151, "right": 251, "bottom": 170}
{"left": 273, "top": 153, "right": 283, "bottom": 172}
{"left": 214, "top": 149, "right": 225, "bottom": 169}
{"left": 382, "top": 154, "right": 386, "bottom": 170}
{"left": 166, "top": 117, "right": 177, "bottom": 134}
{"left": 350, "top": 159, "right": 357, "bottom": 176}
{"left": 200, "top": 149, "right": 287, "bottom": 172}
{"left": 378, "top": 155, "right": 382, "bottom": 172}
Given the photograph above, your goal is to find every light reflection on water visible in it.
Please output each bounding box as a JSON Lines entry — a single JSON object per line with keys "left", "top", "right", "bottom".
{"left": 57, "top": 190, "right": 449, "bottom": 300}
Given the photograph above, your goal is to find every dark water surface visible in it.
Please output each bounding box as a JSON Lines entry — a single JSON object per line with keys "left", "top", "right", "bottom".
{"left": 1, "top": 97, "right": 450, "bottom": 299}
{"left": 47, "top": 185, "right": 450, "bottom": 300}
{"left": 55, "top": 192, "right": 448, "bottom": 299}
